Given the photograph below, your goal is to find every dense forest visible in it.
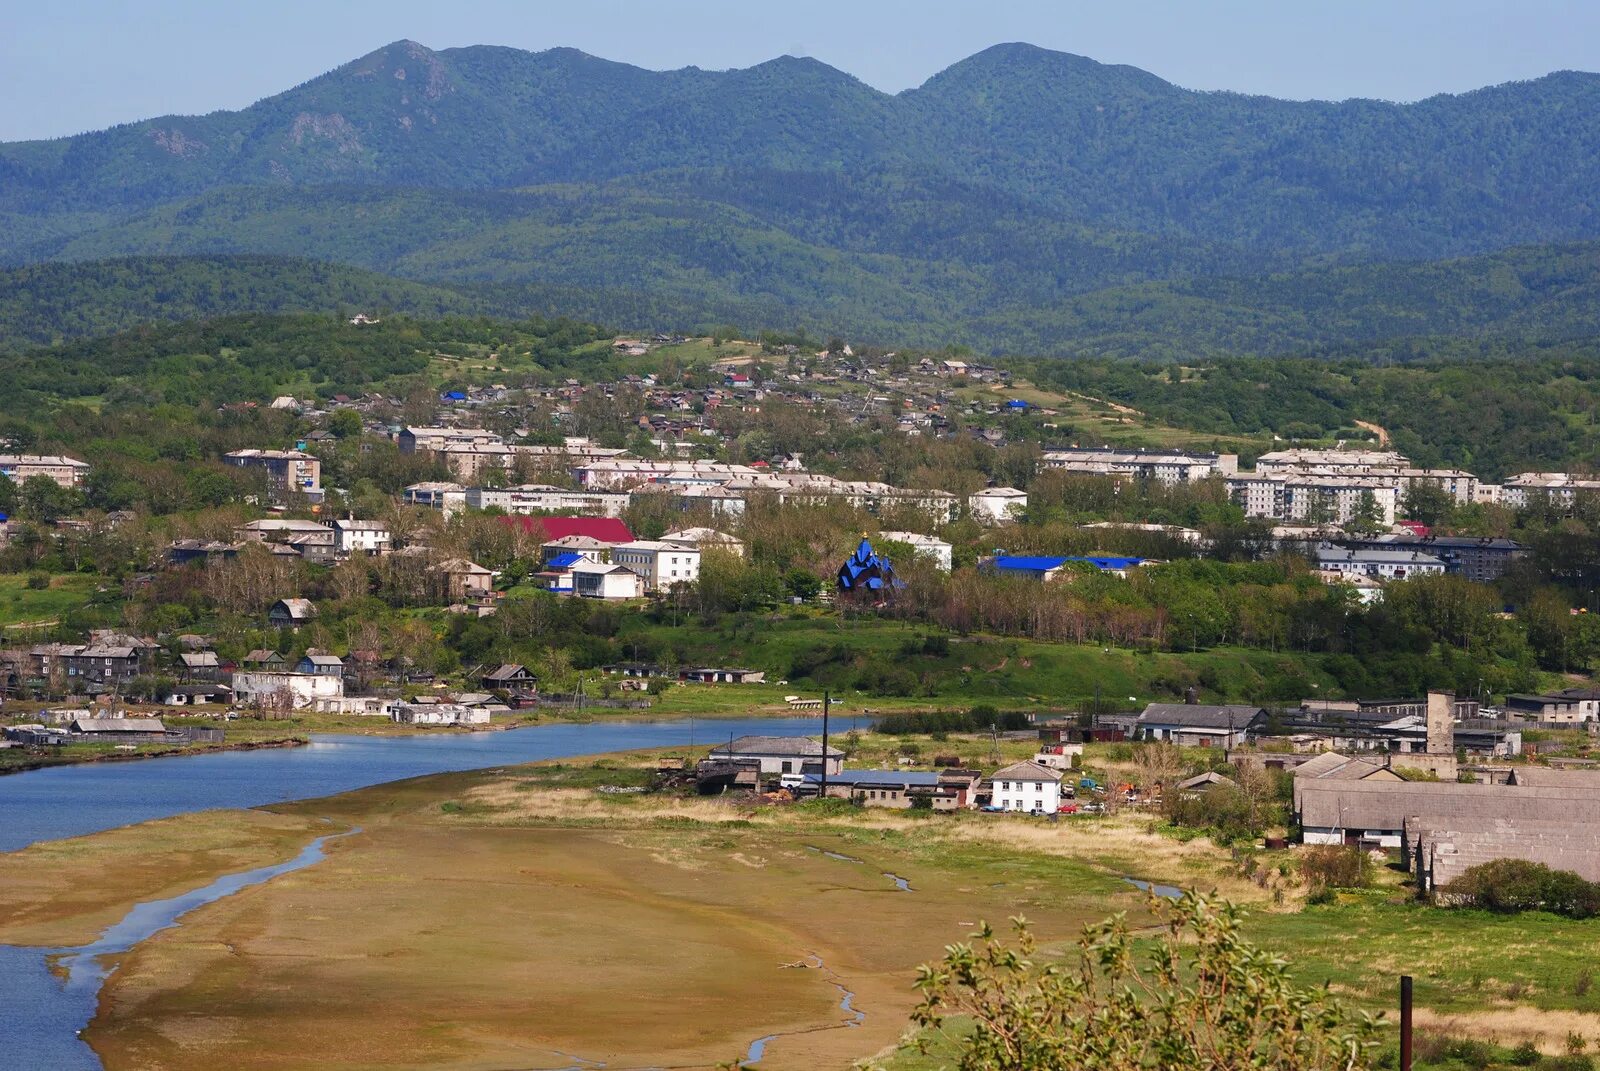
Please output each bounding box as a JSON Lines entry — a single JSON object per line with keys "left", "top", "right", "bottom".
{"left": 0, "top": 256, "right": 496, "bottom": 348}
{"left": 1029, "top": 348, "right": 1600, "bottom": 480}
{"left": 4, "top": 40, "right": 1600, "bottom": 351}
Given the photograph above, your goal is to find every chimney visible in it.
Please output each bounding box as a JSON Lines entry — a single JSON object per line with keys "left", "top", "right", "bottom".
{"left": 1184, "top": 686, "right": 1199, "bottom": 705}
{"left": 1426, "top": 691, "right": 1454, "bottom": 756}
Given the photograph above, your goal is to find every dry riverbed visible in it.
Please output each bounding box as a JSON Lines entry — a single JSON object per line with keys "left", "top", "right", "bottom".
{"left": 0, "top": 753, "right": 1257, "bottom": 1070}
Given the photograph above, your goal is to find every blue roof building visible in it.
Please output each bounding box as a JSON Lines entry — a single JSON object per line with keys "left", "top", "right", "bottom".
{"left": 837, "top": 537, "right": 901, "bottom": 595}
{"left": 988, "top": 555, "right": 1146, "bottom": 579}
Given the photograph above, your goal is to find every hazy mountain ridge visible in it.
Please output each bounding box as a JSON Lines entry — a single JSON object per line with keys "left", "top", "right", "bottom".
{"left": 4, "top": 40, "right": 1600, "bottom": 351}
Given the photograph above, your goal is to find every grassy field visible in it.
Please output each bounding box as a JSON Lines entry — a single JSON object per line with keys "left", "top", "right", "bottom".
{"left": 951, "top": 375, "right": 1267, "bottom": 455}
{"left": 0, "top": 572, "right": 100, "bottom": 629}
{"left": 626, "top": 615, "right": 1341, "bottom": 708}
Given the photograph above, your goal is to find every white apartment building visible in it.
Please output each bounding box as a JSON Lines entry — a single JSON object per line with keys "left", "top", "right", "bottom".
{"left": 0, "top": 454, "right": 89, "bottom": 488}
{"left": 466, "top": 484, "right": 630, "bottom": 518}
{"left": 610, "top": 541, "right": 701, "bottom": 591}
{"left": 878, "top": 531, "right": 953, "bottom": 571}
{"left": 575, "top": 459, "right": 762, "bottom": 489}
{"left": 1039, "top": 447, "right": 1237, "bottom": 484}
{"left": 1251, "top": 450, "right": 1481, "bottom": 507}
{"left": 1501, "top": 473, "right": 1600, "bottom": 510}
{"left": 1227, "top": 475, "right": 1397, "bottom": 526}
{"left": 1254, "top": 448, "right": 1410, "bottom": 475}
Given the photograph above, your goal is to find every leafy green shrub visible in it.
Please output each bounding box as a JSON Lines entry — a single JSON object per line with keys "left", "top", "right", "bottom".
{"left": 1445, "top": 859, "right": 1600, "bottom": 918}
{"left": 25, "top": 573, "right": 49, "bottom": 590}
{"left": 1300, "top": 845, "right": 1375, "bottom": 890}
{"left": 1163, "top": 785, "right": 1262, "bottom": 844}
{"left": 909, "top": 894, "right": 1380, "bottom": 1069}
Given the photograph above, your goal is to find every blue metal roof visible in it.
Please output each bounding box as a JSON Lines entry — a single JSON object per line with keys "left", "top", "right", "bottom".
{"left": 992, "top": 555, "right": 1144, "bottom": 573}
{"left": 547, "top": 551, "right": 584, "bottom": 568}
{"left": 1071, "top": 556, "right": 1145, "bottom": 570}
{"left": 992, "top": 555, "right": 1070, "bottom": 572}
{"left": 1005, "top": 399, "right": 1031, "bottom": 409}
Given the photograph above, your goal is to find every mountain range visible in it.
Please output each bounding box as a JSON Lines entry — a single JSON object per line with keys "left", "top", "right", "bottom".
{"left": 4, "top": 40, "right": 1600, "bottom": 352}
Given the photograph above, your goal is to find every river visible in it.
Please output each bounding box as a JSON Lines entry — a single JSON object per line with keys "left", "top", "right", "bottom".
{"left": 0, "top": 715, "right": 865, "bottom": 852}
{"left": 0, "top": 716, "right": 863, "bottom": 1070}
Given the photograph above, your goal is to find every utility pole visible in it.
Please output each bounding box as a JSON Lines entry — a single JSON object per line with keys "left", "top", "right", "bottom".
{"left": 819, "top": 689, "right": 831, "bottom": 801}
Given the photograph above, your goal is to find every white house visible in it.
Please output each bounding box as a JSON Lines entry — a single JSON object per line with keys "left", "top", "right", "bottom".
{"left": 877, "top": 531, "right": 953, "bottom": 572}
{"left": 610, "top": 541, "right": 701, "bottom": 591}
{"left": 969, "top": 487, "right": 1027, "bottom": 524}
{"left": 571, "top": 561, "right": 647, "bottom": 600}
{"left": 230, "top": 670, "right": 344, "bottom": 710}
{"left": 989, "top": 761, "right": 1064, "bottom": 813}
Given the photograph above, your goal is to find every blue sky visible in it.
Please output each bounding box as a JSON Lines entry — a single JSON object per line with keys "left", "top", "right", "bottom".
{"left": 3, "top": 0, "right": 1597, "bottom": 141}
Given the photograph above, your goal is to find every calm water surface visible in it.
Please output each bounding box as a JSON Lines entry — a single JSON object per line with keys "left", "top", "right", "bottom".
{"left": 0, "top": 716, "right": 861, "bottom": 851}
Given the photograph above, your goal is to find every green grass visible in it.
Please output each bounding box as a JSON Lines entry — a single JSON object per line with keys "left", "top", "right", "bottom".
{"left": 622, "top": 615, "right": 1340, "bottom": 708}
{"left": 0, "top": 573, "right": 100, "bottom": 629}
{"left": 1251, "top": 887, "right": 1600, "bottom": 1016}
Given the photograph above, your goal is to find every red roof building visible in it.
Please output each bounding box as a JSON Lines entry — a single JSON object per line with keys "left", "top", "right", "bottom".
{"left": 501, "top": 516, "right": 635, "bottom": 544}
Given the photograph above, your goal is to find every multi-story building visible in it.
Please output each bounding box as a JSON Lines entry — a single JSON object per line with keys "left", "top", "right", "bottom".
{"left": 1253, "top": 449, "right": 1411, "bottom": 475}
{"left": 1226, "top": 474, "right": 1397, "bottom": 526}
{"left": 223, "top": 450, "right": 322, "bottom": 501}
{"left": 574, "top": 459, "right": 762, "bottom": 489}
{"left": 0, "top": 454, "right": 89, "bottom": 488}
{"left": 402, "top": 482, "right": 468, "bottom": 513}
{"left": 436, "top": 443, "right": 516, "bottom": 482}
{"left": 1501, "top": 473, "right": 1600, "bottom": 510}
{"left": 465, "top": 484, "right": 630, "bottom": 518}
{"left": 1039, "top": 447, "right": 1236, "bottom": 484}
{"left": 397, "top": 427, "right": 503, "bottom": 454}
{"left": 1341, "top": 535, "right": 1526, "bottom": 583}
{"left": 1253, "top": 450, "right": 1481, "bottom": 506}
{"left": 610, "top": 540, "right": 702, "bottom": 591}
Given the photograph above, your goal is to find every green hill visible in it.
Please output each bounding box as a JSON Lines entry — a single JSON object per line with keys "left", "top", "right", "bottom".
{"left": 8, "top": 233, "right": 1600, "bottom": 359}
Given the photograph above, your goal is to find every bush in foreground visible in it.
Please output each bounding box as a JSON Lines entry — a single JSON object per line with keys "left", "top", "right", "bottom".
{"left": 909, "top": 893, "right": 1379, "bottom": 1070}
{"left": 1444, "top": 859, "right": 1600, "bottom": 919}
